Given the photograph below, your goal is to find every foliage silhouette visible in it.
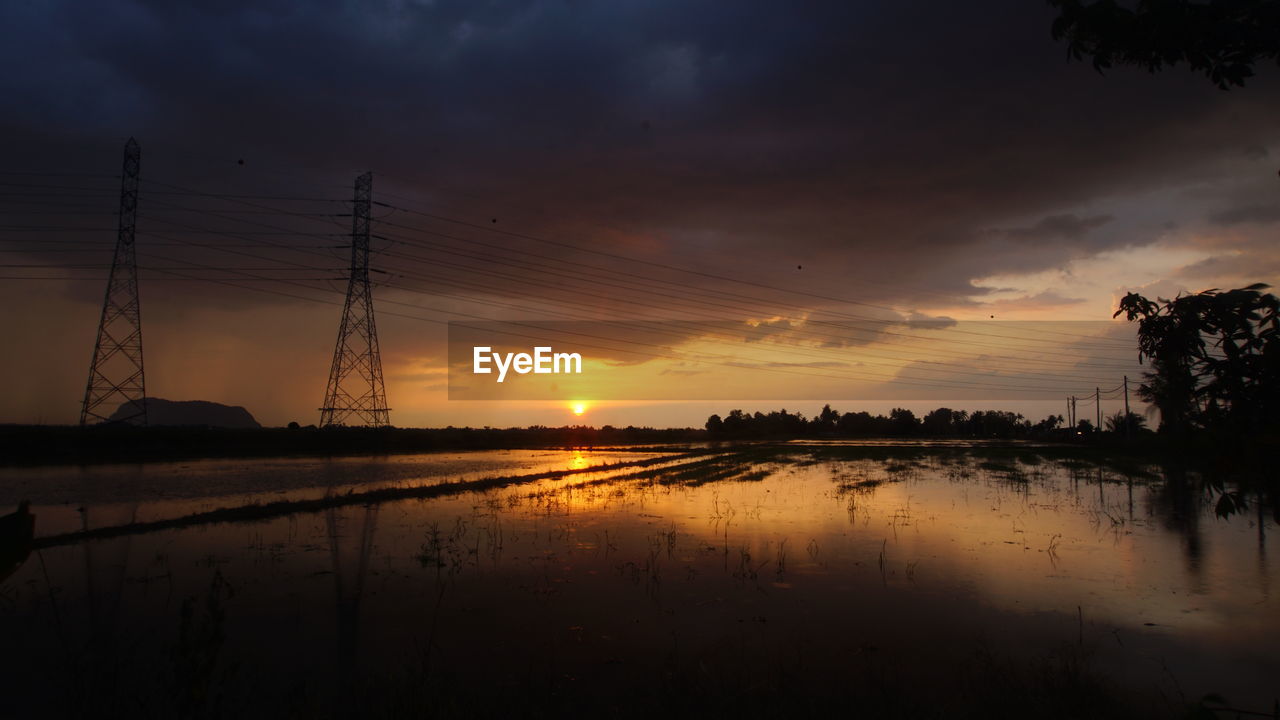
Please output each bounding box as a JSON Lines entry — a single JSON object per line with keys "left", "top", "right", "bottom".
{"left": 706, "top": 404, "right": 1069, "bottom": 439}
{"left": 1115, "top": 283, "right": 1279, "bottom": 438}
{"left": 1049, "top": 0, "right": 1280, "bottom": 88}
{"left": 1105, "top": 411, "right": 1149, "bottom": 435}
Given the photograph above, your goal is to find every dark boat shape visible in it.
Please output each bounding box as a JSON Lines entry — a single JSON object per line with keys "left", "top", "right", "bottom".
{"left": 0, "top": 501, "right": 35, "bottom": 583}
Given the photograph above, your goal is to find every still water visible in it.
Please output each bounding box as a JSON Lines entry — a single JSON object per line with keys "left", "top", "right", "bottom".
{"left": 1, "top": 444, "right": 1275, "bottom": 717}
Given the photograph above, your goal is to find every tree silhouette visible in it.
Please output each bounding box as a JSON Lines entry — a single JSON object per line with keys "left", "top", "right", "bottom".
{"left": 1115, "top": 283, "right": 1279, "bottom": 436}
{"left": 1049, "top": 0, "right": 1280, "bottom": 88}
{"left": 1105, "top": 410, "right": 1148, "bottom": 434}
{"left": 922, "top": 407, "right": 967, "bottom": 435}
{"left": 889, "top": 408, "right": 919, "bottom": 435}
{"left": 704, "top": 405, "right": 1068, "bottom": 439}
{"left": 814, "top": 403, "right": 841, "bottom": 433}
{"left": 1032, "top": 414, "right": 1066, "bottom": 433}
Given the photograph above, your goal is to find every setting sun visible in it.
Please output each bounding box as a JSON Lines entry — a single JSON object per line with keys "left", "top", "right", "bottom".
{"left": 571, "top": 401, "right": 588, "bottom": 416}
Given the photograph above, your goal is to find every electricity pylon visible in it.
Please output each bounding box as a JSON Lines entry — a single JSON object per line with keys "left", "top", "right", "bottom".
{"left": 80, "top": 138, "right": 147, "bottom": 426}
{"left": 319, "top": 172, "right": 391, "bottom": 427}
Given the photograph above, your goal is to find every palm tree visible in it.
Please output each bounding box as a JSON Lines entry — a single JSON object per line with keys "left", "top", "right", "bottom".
{"left": 1104, "top": 411, "right": 1147, "bottom": 435}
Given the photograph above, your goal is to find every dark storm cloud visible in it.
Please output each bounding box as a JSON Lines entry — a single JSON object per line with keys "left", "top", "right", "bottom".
{"left": 3, "top": 0, "right": 1278, "bottom": 314}
{"left": 999, "top": 214, "right": 1114, "bottom": 242}
{"left": 1209, "top": 204, "right": 1280, "bottom": 226}
{"left": 962, "top": 212, "right": 1136, "bottom": 277}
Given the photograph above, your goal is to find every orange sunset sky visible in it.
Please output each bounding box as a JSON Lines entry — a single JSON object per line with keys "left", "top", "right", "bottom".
{"left": 1, "top": 2, "right": 1278, "bottom": 428}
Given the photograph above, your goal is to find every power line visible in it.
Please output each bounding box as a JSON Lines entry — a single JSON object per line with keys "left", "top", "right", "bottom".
{"left": 371, "top": 227, "right": 1140, "bottom": 366}
{"left": 107, "top": 181, "right": 1141, "bottom": 374}
{"left": 374, "top": 196, "right": 1136, "bottom": 348}
{"left": 128, "top": 175, "right": 1137, "bottom": 352}
{"left": 128, "top": 198, "right": 1142, "bottom": 386}
{"left": 2, "top": 168, "right": 1141, "bottom": 401}
{"left": 369, "top": 214, "right": 1138, "bottom": 355}
{"left": 369, "top": 170, "right": 1118, "bottom": 323}
{"left": 117, "top": 250, "right": 1119, "bottom": 396}
{"left": 120, "top": 209, "right": 1137, "bottom": 388}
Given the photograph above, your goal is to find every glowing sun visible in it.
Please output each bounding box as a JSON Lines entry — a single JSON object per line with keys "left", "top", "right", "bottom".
{"left": 571, "top": 401, "right": 588, "bottom": 416}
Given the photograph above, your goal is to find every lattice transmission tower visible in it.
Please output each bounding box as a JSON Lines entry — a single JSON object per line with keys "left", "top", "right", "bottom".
{"left": 319, "top": 172, "right": 391, "bottom": 427}
{"left": 80, "top": 138, "right": 147, "bottom": 426}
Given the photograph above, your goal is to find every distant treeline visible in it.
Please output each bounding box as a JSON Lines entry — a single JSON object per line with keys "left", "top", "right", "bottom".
{"left": 0, "top": 424, "right": 703, "bottom": 467}
{"left": 705, "top": 405, "right": 1141, "bottom": 439}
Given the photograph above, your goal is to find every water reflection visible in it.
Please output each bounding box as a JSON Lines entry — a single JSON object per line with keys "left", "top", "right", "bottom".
{"left": 0, "top": 501, "right": 34, "bottom": 583}
{"left": 0, "top": 446, "right": 1275, "bottom": 717}
{"left": 0, "top": 448, "right": 669, "bottom": 537}
{"left": 326, "top": 503, "right": 378, "bottom": 684}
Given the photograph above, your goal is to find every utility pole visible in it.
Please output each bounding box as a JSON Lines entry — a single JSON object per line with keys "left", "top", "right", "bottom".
{"left": 80, "top": 138, "right": 147, "bottom": 426}
{"left": 1069, "top": 396, "right": 1076, "bottom": 428}
{"left": 1095, "top": 386, "right": 1101, "bottom": 431}
{"left": 319, "top": 172, "right": 391, "bottom": 427}
{"left": 1123, "top": 375, "right": 1131, "bottom": 438}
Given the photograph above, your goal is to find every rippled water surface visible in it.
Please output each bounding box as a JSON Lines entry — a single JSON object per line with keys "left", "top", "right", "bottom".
{"left": 1, "top": 444, "right": 1275, "bottom": 717}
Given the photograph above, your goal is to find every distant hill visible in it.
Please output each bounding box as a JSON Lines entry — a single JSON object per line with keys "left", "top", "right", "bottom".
{"left": 108, "top": 398, "right": 261, "bottom": 428}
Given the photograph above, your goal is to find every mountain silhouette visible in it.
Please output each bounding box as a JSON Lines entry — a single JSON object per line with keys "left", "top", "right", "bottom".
{"left": 107, "top": 398, "right": 261, "bottom": 428}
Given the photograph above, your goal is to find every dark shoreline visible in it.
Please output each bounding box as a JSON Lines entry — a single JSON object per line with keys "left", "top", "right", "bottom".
{"left": 0, "top": 424, "right": 706, "bottom": 467}
{"left": 1, "top": 423, "right": 1270, "bottom": 472}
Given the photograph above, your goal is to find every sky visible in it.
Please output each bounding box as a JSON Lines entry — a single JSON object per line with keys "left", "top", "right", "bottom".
{"left": 1, "top": 0, "right": 1277, "bottom": 428}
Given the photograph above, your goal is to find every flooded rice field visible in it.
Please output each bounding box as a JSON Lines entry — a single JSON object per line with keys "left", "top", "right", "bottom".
{"left": 0, "top": 447, "right": 670, "bottom": 537}
{"left": 1, "top": 444, "right": 1276, "bottom": 718}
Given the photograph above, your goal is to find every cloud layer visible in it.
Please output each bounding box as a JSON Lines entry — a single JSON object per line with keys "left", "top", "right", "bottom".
{"left": 2, "top": 0, "right": 1278, "bottom": 424}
